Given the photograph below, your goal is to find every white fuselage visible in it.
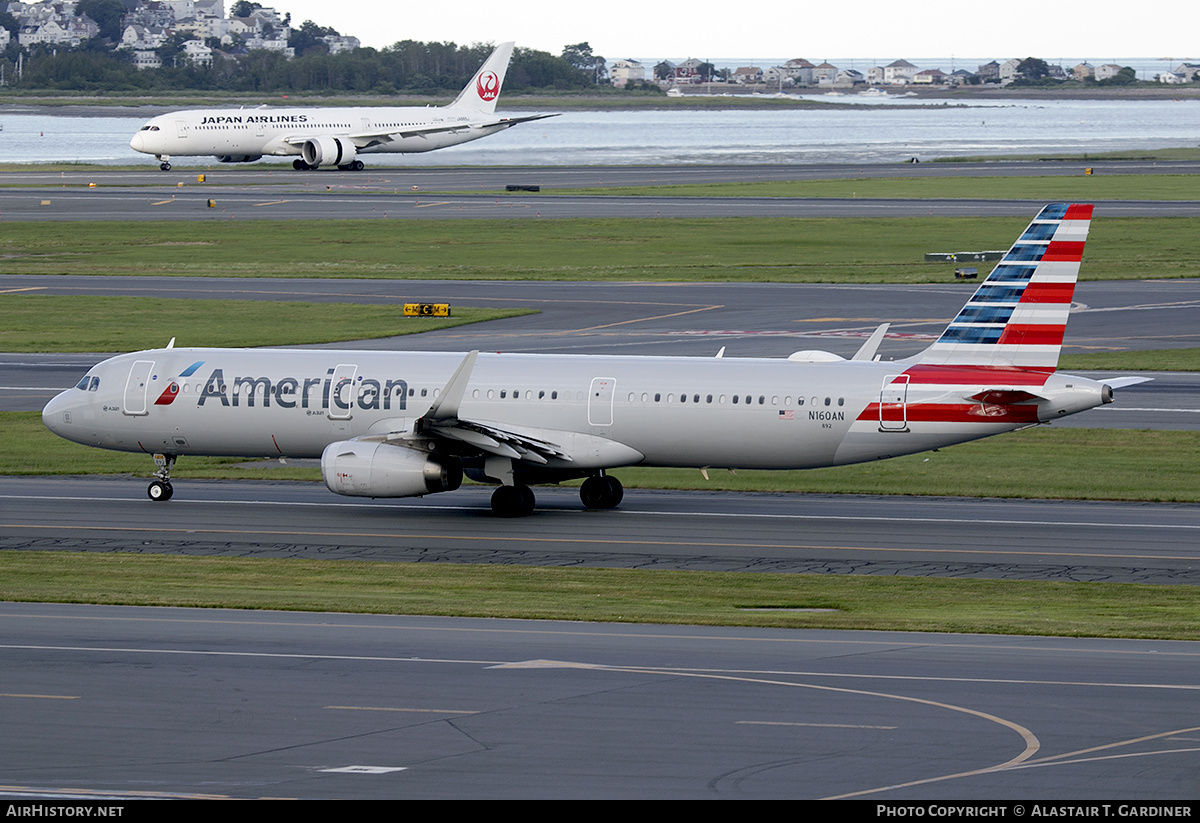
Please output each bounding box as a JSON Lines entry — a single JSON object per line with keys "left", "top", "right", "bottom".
{"left": 130, "top": 106, "right": 511, "bottom": 160}
{"left": 41, "top": 347, "right": 1109, "bottom": 472}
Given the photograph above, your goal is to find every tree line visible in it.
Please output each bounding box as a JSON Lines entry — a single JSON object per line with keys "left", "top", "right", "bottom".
{"left": 2, "top": 40, "right": 602, "bottom": 94}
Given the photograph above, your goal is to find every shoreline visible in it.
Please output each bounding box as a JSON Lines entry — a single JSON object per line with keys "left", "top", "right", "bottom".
{"left": 3, "top": 84, "right": 1200, "bottom": 117}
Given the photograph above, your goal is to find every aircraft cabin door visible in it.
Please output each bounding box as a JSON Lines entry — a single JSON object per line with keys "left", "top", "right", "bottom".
{"left": 879, "top": 374, "right": 910, "bottom": 432}
{"left": 329, "top": 364, "right": 358, "bottom": 421}
{"left": 588, "top": 377, "right": 615, "bottom": 427}
{"left": 175, "top": 120, "right": 188, "bottom": 139}
{"left": 123, "top": 360, "right": 155, "bottom": 416}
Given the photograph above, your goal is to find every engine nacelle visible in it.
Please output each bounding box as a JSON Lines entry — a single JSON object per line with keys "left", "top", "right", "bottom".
{"left": 321, "top": 441, "right": 462, "bottom": 498}
{"left": 216, "top": 155, "right": 262, "bottom": 163}
{"left": 301, "top": 136, "right": 357, "bottom": 168}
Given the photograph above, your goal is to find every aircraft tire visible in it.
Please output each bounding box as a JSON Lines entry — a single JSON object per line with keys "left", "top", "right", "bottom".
{"left": 293, "top": 159, "right": 314, "bottom": 171}
{"left": 491, "top": 484, "right": 535, "bottom": 517}
{"left": 148, "top": 480, "right": 173, "bottom": 501}
{"left": 159, "top": 162, "right": 171, "bottom": 171}
{"left": 580, "top": 475, "right": 622, "bottom": 510}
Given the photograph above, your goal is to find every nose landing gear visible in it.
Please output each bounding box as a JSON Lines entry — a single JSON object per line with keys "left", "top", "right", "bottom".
{"left": 148, "top": 453, "right": 175, "bottom": 501}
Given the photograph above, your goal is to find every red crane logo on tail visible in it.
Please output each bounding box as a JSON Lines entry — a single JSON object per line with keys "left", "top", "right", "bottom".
{"left": 477, "top": 70, "right": 499, "bottom": 101}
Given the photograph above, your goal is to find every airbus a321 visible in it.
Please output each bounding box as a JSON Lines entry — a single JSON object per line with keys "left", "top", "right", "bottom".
{"left": 129, "top": 41, "right": 555, "bottom": 171}
{"left": 43, "top": 204, "right": 1149, "bottom": 516}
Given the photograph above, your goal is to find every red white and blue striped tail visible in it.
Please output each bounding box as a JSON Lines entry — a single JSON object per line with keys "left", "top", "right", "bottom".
{"left": 916, "top": 204, "right": 1092, "bottom": 370}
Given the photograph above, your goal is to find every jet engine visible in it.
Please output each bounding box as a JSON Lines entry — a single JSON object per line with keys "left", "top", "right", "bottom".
{"left": 321, "top": 441, "right": 462, "bottom": 498}
{"left": 301, "top": 136, "right": 357, "bottom": 168}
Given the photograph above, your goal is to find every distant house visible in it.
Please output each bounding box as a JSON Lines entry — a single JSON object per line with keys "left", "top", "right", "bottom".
{"left": 1072, "top": 62, "right": 1094, "bottom": 80}
{"left": 883, "top": 59, "right": 917, "bottom": 84}
{"left": 913, "top": 68, "right": 947, "bottom": 85}
{"left": 998, "top": 58, "right": 1022, "bottom": 84}
{"left": 948, "top": 69, "right": 975, "bottom": 86}
{"left": 1174, "top": 62, "right": 1200, "bottom": 81}
{"left": 835, "top": 68, "right": 864, "bottom": 87}
{"left": 1095, "top": 63, "right": 1124, "bottom": 81}
{"left": 182, "top": 38, "right": 213, "bottom": 66}
{"left": 323, "top": 35, "right": 359, "bottom": 55}
{"left": 976, "top": 60, "right": 1000, "bottom": 83}
{"left": 610, "top": 59, "right": 645, "bottom": 87}
{"left": 732, "top": 66, "right": 762, "bottom": 84}
{"left": 783, "top": 57, "right": 814, "bottom": 86}
{"left": 762, "top": 66, "right": 789, "bottom": 88}
{"left": 132, "top": 49, "right": 163, "bottom": 70}
{"left": 866, "top": 65, "right": 885, "bottom": 85}
{"left": 812, "top": 61, "right": 838, "bottom": 85}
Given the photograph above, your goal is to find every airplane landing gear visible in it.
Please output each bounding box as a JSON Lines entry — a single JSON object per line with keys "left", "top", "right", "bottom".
{"left": 148, "top": 454, "right": 176, "bottom": 502}
{"left": 159, "top": 161, "right": 171, "bottom": 171}
{"left": 337, "top": 160, "right": 366, "bottom": 171}
{"left": 580, "top": 474, "right": 623, "bottom": 510}
{"left": 491, "top": 484, "right": 535, "bottom": 517}
{"left": 293, "top": 159, "right": 315, "bottom": 171}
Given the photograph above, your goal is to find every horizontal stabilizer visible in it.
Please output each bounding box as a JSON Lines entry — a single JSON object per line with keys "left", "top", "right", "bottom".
{"left": 1105, "top": 376, "right": 1154, "bottom": 389}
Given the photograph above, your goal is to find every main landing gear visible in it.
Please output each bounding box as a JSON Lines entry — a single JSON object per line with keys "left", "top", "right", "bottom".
{"left": 580, "top": 474, "right": 623, "bottom": 510}
{"left": 148, "top": 454, "right": 175, "bottom": 501}
{"left": 292, "top": 159, "right": 365, "bottom": 171}
{"left": 488, "top": 473, "right": 625, "bottom": 517}
{"left": 490, "top": 484, "right": 535, "bottom": 518}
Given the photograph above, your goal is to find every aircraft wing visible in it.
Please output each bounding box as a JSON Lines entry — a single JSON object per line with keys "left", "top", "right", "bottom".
{"left": 340, "top": 113, "right": 560, "bottom": 146}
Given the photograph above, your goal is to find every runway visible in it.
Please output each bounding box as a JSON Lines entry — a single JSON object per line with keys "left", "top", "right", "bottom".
{"left": 3, "top": 163, "right": 1200, "bottom": 221}
{"left": 5, "top": 477, "right": 1199, "bottom": 585}
{"left": 2, "top": 601, "right": 1198, "bottom": 800}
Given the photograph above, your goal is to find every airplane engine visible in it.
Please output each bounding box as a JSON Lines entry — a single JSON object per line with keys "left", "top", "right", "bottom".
{"left": 217, "top": 155, "right": 263, "bottom": 163}
{"left": 321, "top": 441, "right": 462, "bottom": 498}
{"left": 301, "top": 136, "right": 357, "bottom": 168}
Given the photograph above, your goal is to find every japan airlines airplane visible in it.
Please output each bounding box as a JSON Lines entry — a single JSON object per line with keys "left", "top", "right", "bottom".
{"left": 42, "top": 204, "right": 1149, "bottom": 516}
{"left": 128, "top": 41, "right": 556, "bottom": 171}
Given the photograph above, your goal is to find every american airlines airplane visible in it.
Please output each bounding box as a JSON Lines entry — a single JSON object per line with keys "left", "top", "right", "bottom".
{"left": 128, "top": 41, "right": 555, "bottom": 171}
{"left": 42, "top": 204, "right": 1148, "bottom": 516}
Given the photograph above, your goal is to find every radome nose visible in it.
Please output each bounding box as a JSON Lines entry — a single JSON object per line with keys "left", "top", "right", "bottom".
{"left": 42, "top": 390, "right": 71, "bottom": 435}
{"left": 130, "top": 132, "right": 144, "bottom": 152}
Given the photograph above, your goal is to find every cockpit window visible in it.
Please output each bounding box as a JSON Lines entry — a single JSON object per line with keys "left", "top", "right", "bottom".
{"left": 75, "top": 376, "right": 90, "bottom": 390}
{"left": 140, "top": 125, "right": 160, "bottom": 132}
{"left": 76, "top": 376, "right": 100, "bottom": 391}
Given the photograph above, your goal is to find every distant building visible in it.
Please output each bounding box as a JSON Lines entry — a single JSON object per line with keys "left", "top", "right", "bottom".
{"left": 1174, "top": 62, "right": 1200, "bottom": 81}
{"left": 812, "top": 61, "right": 838, "bottom": 85}
{"left": 976, "top": 60, "right": 1000, "bottom": 83}
{"left": 610, "top": 58, "right": 645, "bottom": 87}
{"left": 783, "top": 57, "right": 814, "bottom": 86}
{"left": 322, "top": 35, "right": 359, "bottom": 55}
{"left": 883, "top": 59, "right": 917, "bottom": 84}
{"left": 835, "top": 68, "right": 864, "bottom": 87}
{"left": 732, "top": 66, "right": 762, "bottom": 84}
{"left": 913, "top": 68, "right": 947, "bottom": 85}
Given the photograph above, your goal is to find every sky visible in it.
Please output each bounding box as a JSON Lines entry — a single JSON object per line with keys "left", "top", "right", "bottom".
{"left": 274, "top": 1, "right": 1198, "bottom": 64}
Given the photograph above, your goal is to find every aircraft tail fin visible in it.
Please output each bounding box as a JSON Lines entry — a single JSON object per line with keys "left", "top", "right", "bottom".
{"left": 449, "top": 41, "right": 516, "bottom": 115}
{"left": 915, "top": 203, "right": 1093, "bottom": 371}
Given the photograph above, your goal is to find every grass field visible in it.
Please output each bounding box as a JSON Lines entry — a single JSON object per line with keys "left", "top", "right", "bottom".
{"left": 8, "top": 410, "right": 1199, "bottom": 502}
{"left": 0, "top": 295, "right": 533, "bottom": 352}
{"left": 558, "top": 174, "right": 1200, "bottom": 202}
{"left": 1, "top": 552, "right": 1195, "bottom": 640}
{"left": 3, "top": 215, "right": 1199, "bottom": 282}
